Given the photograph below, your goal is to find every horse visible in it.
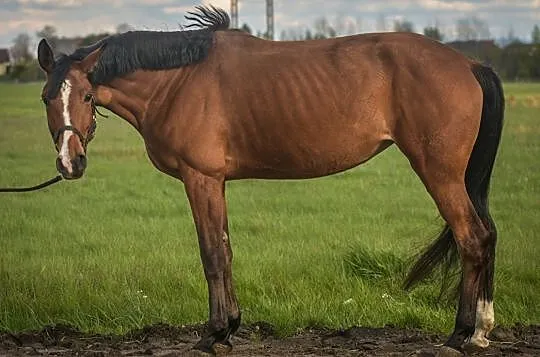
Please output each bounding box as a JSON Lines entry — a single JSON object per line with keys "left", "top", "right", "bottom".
{"left": 36, "top": 6, "right": 504, "bottom": 356}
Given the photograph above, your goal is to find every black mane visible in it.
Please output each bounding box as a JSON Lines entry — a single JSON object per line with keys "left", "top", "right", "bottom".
{"left": 46, "top": 6, "right": 230, "bottom": 99}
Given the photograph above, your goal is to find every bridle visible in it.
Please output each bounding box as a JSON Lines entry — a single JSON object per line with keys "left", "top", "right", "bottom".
{"left": 52, "top": 121, "right": 95, "bottom": 150}
{"left": 0, "top": 97, "right": 108, "bottom": 193}
{"left": 51, "top": 97, "right": 107, "bottom": 150}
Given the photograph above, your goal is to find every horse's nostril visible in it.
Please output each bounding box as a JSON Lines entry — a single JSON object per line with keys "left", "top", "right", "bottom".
{"left": 56, "top": 157, "right": 63, "bottom": 172}
{"left": 77, "top": 155, "right": 87, "bottom": 170}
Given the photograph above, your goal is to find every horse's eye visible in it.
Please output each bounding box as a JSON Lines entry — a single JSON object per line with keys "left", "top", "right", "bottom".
{"left": 42, "top": 97, "right": 49, "bottom": 105}
{"left": 84, "top": 93, "right": 93, "bottom": 102}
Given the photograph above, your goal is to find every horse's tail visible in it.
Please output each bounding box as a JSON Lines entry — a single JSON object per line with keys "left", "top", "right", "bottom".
{"left": 404, "top": 63, "right": 504, "bottom": 296}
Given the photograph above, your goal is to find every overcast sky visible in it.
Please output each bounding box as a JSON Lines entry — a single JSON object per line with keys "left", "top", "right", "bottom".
{"left": 1, "top": 0, "right": 539, "bottom": 48}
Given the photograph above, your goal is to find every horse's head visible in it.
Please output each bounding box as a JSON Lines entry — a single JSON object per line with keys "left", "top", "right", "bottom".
{"left": 37, "top": 39, "right": 103, "bottom": 180}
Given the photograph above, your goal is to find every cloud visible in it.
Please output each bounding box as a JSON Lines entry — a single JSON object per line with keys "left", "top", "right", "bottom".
{"left": 162, "top": 6, "right": 192, "bottom": 14}
{"left": 419, "top": 0, "right": 477, "bottom": 11}
{"left": 16, "top": 0, "right": 91, "bottom": 8}
{"left": 1, "top": 0, "right": 539, "bottom": 48}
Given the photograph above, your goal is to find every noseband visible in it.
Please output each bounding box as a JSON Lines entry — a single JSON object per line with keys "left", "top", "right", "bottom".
{"left": 52, "top": 123, "right": 93, "bottom": 148}
{"left": 51, "top": 98, "right": 105, "bottom": 150}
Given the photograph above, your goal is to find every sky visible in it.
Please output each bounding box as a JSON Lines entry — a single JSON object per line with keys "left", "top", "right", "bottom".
{"left": 1, "top": 0, "right": 539, "bottom": 49}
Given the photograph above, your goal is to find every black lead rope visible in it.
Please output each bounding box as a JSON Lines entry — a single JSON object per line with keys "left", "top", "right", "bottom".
{"left": 0, "top": 175, "right": 63, "bottom": 193}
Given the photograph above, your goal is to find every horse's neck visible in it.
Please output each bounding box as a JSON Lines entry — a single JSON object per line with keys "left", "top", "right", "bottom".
{"left": 95, "top": 72, "right": 170, "bottom": 131}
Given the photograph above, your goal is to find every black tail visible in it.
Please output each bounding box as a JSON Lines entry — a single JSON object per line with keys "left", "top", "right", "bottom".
{"left": 404, "top": 63, "right": 504, "bottom": 297}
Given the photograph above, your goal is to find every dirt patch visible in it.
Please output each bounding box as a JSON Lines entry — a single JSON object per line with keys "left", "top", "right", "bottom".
{"left": 1, "top": 323, "right": 539, "bottom": 356}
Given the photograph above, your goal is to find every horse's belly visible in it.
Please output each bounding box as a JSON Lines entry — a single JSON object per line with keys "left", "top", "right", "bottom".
{"left": 226, "top": 134, "right": 393, "bottom": 180}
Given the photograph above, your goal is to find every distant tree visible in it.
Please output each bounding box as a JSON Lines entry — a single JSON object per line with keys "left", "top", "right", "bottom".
{"left": 529, "top": 45, "right": 540, "bottom": 80}
{"left": 423, "top": 26, "right": 443, "bottom": 41}
{"left": 500, "top": 42, "right": 540, "bottom": 80}
{"left": 280, "top": 27, "right": 306, "bottom": 41}
{"left": 393, "top": 19, "right": 414, "bottom": 33}
{"left": 241, "top": 23, "right": 252, "bottom": 35}
{"left": 116, "top": 23, "right": 133, "bottom": 34}
{"left": 506, "top": 26, "right": 517, "bottom": 44}
{"left": 333, "top": 14, "right": 361, "bottom": 36}
{"left": 313, "top": 17, "right": 336, "bottom": 39}
{"left": 80, "top": 33, "right": 111, "bottom": 46}
{"left": 36, "top": 25, "right": 58, "bottom": 45}
{"left": 532, "top": 25, "right": 540, "bottom": 44}
{"left": 36, "top": 25, "right": 57, "bottom": 39}
{"left": 305, "top": 29, "right": 313, "bottom": 40}
{"left": 456, "top": 16, "right": 490, "bottom": 41}
{"left": 471, "top": 17, "right": 490, "bottom": 39}
{"left": 11, "top": 33, "right": 32, "bottom": 62}
{"left": 496, "top": 26, "right": 519, "bottom": 47}
{"left": 456, "top": 18, "right": 474, "bottom": 40}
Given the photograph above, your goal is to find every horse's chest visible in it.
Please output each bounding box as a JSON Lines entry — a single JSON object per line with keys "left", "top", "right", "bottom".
{"left": 144, "top": 141, "right": 181, "bottom": 179}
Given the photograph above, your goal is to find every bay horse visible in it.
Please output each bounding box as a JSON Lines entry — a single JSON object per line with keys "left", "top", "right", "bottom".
{"left": 37, "top": 6, "right": 503, "bottom": 356}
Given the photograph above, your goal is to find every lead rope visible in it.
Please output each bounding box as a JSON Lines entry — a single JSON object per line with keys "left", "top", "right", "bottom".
{"left": 0, "top": 175, "right": 63, "bottom": 193}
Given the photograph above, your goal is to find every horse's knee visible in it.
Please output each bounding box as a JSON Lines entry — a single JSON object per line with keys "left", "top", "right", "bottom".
{"left": 456, "top": 222, "right": 492, "bottom": 266}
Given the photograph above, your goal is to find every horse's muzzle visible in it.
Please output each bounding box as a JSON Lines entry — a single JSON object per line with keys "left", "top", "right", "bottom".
{"left": 56, "top": 154, "right": 86, "bottom": 180}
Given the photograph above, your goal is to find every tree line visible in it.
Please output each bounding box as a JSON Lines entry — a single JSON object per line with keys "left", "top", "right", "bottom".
{"left": 273, "top": 16, "right": 540, "bottom": 81}
{"left": 5, "top": 24, "right": 131, "bottom": 82}
{"left": 5, "top": 19, "right": 540, "bottom": 82}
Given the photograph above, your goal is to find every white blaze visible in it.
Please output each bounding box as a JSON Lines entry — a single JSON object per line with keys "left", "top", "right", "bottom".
{"left": 59, "top": 80, "right": 73, "bottom": 174}
{"left": 470, "top": 299, "right": 495, "bottom": 348}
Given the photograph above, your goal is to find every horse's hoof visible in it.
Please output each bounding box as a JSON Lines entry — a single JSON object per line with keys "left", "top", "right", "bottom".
{"left": 413, "top": 347, "right": 437, "bottom": 356}
{"left": 193, "top": 336, "right": 233, "bottom": 356}
{"left": 436, "top": 346, "right": 464, "bottom": 357}
{"left": 463, "top": 339, "right": 489, "bottom": 354}
{"left": 185, "top": 349, "right": 215, "bottom": 357}
{"left": 212, "top": 341, "right": 233, "bottom": 356}
{"left": 193, "top": 337, "right": 215, "bottom": 355}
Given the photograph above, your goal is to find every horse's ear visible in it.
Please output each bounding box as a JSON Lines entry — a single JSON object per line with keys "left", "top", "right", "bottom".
{"left": 78, "top": 45, "right": 104, "bottom": 73}
{"left": 37, "top": 39, "right": 54, "bottom": 74}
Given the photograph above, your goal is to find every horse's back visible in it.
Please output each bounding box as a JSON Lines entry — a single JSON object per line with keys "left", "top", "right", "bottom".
{"left": 189, "top": 32, "right": 481, "bottom": 179}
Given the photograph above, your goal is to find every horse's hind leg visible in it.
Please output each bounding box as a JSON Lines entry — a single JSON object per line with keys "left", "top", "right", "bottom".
{"left": 401, "top": 64, "right": 503, "bottom": 354}
{"left": 467, "top": 214, "right": 497, "bottom": 351}
{"left": 419, "top": 172, "right": 490, "bottom": 350}
{"left": 399, "top": 139, "right": 494, "bottom": 353}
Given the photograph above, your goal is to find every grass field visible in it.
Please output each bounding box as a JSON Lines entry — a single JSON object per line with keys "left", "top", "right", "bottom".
{"left": 0, "top": 82, "right": 538, "bottom": 336}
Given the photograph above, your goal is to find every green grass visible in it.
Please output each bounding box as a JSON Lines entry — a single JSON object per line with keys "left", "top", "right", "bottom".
{"left": 0, "top": 81, "right": 539, "bottom": 335}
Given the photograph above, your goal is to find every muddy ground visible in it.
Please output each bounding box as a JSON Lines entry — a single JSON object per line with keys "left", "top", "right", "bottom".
{"left": 1, "top": 323, "right": 538, "bottom": 356}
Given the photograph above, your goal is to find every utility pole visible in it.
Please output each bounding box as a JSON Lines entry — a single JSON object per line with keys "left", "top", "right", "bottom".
{"left": 230, "top": 0, "right": 238, "bottom": 29}
{"left": 266, "top": 0, "right": 274, "bottom": 40}
{"left": 231, "top": 1, "right": 273, "bottom": 38}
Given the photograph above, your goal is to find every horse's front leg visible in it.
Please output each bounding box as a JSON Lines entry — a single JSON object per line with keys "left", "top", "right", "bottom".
{"left": 183, "top": 169, "right": 237, "bottom": 354}
{"left": 222, "top": 215, "right": 241, "bottom": 336}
